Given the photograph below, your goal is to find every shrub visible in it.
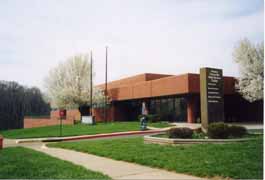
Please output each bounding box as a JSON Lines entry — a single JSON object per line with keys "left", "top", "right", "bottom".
{"left": 192, "top": 132, "right": 206, "bottom": 139}
{"left": 167, "top": 127, "right": 193, "bottom": 139}
{"left": 208, "top": 122, "right": 229, "bottom": 139}
{"left": 208, "top": 122, "right": 247, "bottom": 139}
{"left": 74, "top": 119, "right": 81, "bottom": 124}
{"left": 228, "top": 125, "right": 247, "bottom": 138}
{"left": 193, "top": 127, "right": 202, "bottom": 133}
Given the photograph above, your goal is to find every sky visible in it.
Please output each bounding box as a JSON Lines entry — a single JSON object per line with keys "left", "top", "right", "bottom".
{"left": 0, "top": 0, "right": 263, "bottom": 90}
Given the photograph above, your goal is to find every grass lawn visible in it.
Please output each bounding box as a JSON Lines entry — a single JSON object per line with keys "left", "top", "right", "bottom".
{"left": 0, "top": 121, "right": 171, "bottom": 139}
{"left": 148, "top": 121, "right": 174, "bottom": 128}
{"left": 49, "top": 137, "right": 263, "bottom": 179}
{"left": 0, "top": 147, "right": 110, "bottom": 179}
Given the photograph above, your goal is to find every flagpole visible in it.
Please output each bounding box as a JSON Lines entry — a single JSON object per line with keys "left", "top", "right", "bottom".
{"left": 104, "top": 46, "right": 108, "bottom": 123}
{"left": 90, "top": 51, "right": 93, "bottom": 116}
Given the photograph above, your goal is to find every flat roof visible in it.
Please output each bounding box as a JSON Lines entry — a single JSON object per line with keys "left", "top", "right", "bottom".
{"left": 97, "top": 73, "right": 173, "bottom": 89}
{"left": 97, "top": 73, "right": 236, "bottom": 101}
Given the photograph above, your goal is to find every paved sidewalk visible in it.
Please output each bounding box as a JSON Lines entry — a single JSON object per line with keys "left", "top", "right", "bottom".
{"left": 2, "top": 138, "right": 17, "bottom": 148}
{"left": 171, "top": 123, "right": 201, "bottom": 130}
{"left": 25, "top": 143, "right": 203, "bottom": 180}
{"left": 14, "top": 129, "right": 167, "bottom": 144}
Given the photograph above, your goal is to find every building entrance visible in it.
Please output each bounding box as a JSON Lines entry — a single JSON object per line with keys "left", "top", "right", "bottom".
{"left": 148, "top": 97, "right": 187, "bottom": 122}
{"left": 118, "top": 97, "right": 187, "bottom": 122}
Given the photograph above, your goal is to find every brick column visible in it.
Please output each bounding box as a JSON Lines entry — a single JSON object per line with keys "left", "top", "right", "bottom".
{"left": 92, "top": 106, "right": 115, "bottom": 122}
{"left": 109, "top": 106, "right": 115, "bottom": 122}
{"left": 187, "top": 96, "right": 197, "bottom": 123}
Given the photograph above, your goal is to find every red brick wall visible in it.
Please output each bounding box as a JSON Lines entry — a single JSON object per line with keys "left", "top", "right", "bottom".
{"left": 97, "top": 74, "right": 147, "bottom": 89}
{"left": 92, "top": 107, "right": 114, "bottom": 122}
{"left": 187, "top": 73, "right": 200, "bottom": 93}
{"left": 115, "top": 85, "right": 133, "bottom": 100}
{"left": 23, "top": 109, "right": 80, "bottom": 129}
{"left": 25, "top": 107, "right": 123, "bottom": 128}
{"left": 223, "top": 77, "right": 236, "bottom": 94}
{"left": 145, "top": 73, "right": 172, "bottom": 81}
{"left": 151, "top": 74, "right": 189, "bottom": 97}
{"left": 187, "top": 74, "right": 235, "bottom": 94}
{"left": 24, "top": 117, "right": 74, "bottom": 129}
{"left": 132, "top": 81, "right": 152, "bottom": 99}
{"left": 97, "top": 73, "right": 172, "bottom": 90}
{"left": 50, "top": 109, "right": 81, "bottom": 121}
{"left": 98, "top": 73, "right": 236, "bottom": 102}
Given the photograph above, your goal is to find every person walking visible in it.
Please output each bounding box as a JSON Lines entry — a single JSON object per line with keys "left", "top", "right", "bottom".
{"left": 141, "top": 101, "right": 148, "bottom": 116}
{"left": 140, "top": 101, "right": 148, "bottom": 130}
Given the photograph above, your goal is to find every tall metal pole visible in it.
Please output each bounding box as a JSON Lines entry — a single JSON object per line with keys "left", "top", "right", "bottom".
{"left": 90, "top": 51, "right": 93, "bottom": 116}
{"left": 104, "top": 46, "right": 108, "bottom": 123}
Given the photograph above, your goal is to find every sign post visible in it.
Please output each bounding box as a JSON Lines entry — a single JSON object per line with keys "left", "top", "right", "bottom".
{"left": 59, "top": 109, "right": 66, "bottom": 137}
{"left": 200, "top": 67, "right": 224, "bottom": 132}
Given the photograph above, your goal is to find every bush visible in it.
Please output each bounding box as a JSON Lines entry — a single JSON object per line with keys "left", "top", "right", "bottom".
{"left": 208, "top": 122, "right": 247, "bottom": 139}
{"left": 192, "top": 132, "right": 206, "bottom": 139}
{"left": 167, "top": 127, "right": 193, "bottom": 139}
{"left": 208, "top": 122, "right": 229, "bottom": 139}
{"left": 228, "top": 125, "right": 247, "bottom": 138}
{"left": 74, "top": 119, "right": 81, "bottom": 124}
{"left": 193, "top": 127, "right": 202, "bottom": 133}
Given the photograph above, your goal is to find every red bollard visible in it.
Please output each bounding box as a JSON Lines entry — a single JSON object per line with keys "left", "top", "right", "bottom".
{"left": 0, "top": 135, "right": 3, "bottom": 149}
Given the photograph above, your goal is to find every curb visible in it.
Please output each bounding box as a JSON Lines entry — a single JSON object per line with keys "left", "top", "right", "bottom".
{"left": 144, "top": 134, "right": 258, "bottom": 145}
{"left": 16, "top": 129, "right": 166, "bottom": 143}
{"left": 61, "top": 129, "right": 165, "bottom": 142}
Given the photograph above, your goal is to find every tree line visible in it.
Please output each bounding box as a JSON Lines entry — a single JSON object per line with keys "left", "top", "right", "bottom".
{"left": 0, "top": 81, "right": 50, "bottom": 130}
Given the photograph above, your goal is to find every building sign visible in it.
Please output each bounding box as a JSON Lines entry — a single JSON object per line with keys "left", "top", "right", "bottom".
{"left": 200, "top": 67, "right": 224, "bottom": 131}
{"left": 59, "top": 109, "right": 66, "bottom": 119}
{"left": 81, "top": 116, "right": 94, "bottom": 124}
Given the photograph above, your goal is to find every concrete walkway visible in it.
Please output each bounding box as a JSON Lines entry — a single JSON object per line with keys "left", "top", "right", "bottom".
{"left": 14, "top": 129, "right": 168, "bottom": 144}
{"left": 27, "top": 143, "right": 202, "bottom": 180}
{"left": 2, "top": 123, "right": 261, "bottom": 179}
{"left": 3, "top": 139, "right": 203, "bottom": 179}
{"left": 170, "top": 123, "right": 201, "bottom": 130}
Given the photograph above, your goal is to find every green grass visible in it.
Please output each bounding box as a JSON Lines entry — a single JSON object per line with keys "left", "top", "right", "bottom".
{"left": 0, "top": 147, "right": 110, "bottom": 179}
{"left": 49, "top": 137, "right": 263, "bottom": 179}
{"left": 148, "top": 122, "right": 174, "bottom": 128}
{"left": 0, "top": 121, "right": 170, "bottom": 139}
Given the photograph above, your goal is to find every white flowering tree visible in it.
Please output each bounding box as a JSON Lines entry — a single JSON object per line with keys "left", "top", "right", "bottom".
{"left": 233, "top": 38, "right": 264, "bottom": 102}
{"left": 44, "top": 54, "right": 106, "bottom": 111}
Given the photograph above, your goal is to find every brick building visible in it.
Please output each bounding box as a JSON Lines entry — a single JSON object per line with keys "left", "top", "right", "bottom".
{"left": 93, "top": 73, "right": 263, "bottom": 123}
